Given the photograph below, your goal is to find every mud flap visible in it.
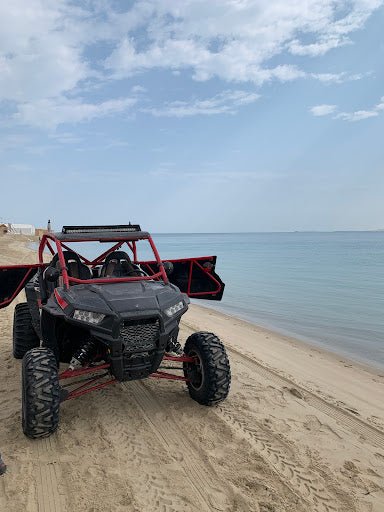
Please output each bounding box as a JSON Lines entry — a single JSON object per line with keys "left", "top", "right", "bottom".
{"left": 140, "top": 256, "right": 225, "bottom": 300}
{"left": 0, "top": 264, "right": 41, "bottom": 309}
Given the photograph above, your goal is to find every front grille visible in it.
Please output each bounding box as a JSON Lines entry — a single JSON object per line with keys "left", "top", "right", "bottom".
{"left": 120, "top": 318, "right": 159, "bottom": 353}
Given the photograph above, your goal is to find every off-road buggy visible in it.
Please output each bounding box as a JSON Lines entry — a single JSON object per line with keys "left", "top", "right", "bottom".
{"left": 0, "top": 225, "right": 230, "bottom": 438}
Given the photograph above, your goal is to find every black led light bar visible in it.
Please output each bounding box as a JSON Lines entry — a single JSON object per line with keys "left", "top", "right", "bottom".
{"left": 62, "top": 225, "right": 142, "bottom": 234}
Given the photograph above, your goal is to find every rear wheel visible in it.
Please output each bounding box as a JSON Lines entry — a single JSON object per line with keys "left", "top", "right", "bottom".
{"left": 22, "top": 347, "right": 60, "bottom": 439}
{"left": 13, "top": 303, "right": 40, "bottom": 359}
{"left": 183, "top": 332, "right": 231, "bottom": 405}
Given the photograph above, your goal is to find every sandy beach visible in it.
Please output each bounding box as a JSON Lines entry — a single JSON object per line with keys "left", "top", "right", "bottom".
{"left": 0, "top": 235, "right": 383, "bottom": 512}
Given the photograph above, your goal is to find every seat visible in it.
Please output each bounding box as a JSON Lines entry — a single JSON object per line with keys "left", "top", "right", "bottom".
{"left": 41, "top": 251, "right": 91, "bottom": 300}
{"left": 100, "top": 251, "right": 139, "bottom": 278}
{"left": 49, "top": 251, "right": 91, "bottom": 280}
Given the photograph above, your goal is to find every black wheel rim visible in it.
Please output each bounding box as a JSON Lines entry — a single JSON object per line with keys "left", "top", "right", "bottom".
{"left": 186, "top": 350, "right": 204, "bottom": 390}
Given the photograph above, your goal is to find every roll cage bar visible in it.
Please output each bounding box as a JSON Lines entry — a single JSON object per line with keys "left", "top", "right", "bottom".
{"left": 39, "top": 232, "right": 169, "bottom": 290}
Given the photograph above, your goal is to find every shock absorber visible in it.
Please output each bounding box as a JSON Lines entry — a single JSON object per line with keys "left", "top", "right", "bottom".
{"left": 68, "top": 339, "right": 97, "bottom": 371}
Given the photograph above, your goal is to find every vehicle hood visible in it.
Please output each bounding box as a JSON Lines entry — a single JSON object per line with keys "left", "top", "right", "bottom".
{"left": 61, "top": 280, "right": 186, "bottom": 316}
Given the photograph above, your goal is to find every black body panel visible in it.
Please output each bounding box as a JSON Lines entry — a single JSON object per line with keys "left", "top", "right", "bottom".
{"left": 142, "top": 256, "right": 225, "bottom": 300}
{"left": 25, "top": 278, "right": 42, "bottom": 338}
{"left": 0, "top": 265, "right": 40, "bottom": 309}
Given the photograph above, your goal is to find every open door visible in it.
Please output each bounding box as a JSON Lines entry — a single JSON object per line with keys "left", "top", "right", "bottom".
{"left": 0, "top": 264, "right": 41, "bottom": 309}
{"left": 140, "top": 256, "right": 225, "bottom": 300}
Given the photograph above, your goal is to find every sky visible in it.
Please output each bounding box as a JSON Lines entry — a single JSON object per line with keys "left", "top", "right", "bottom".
{"left": 0, "top": 0, "right": 383, "bottom": 233}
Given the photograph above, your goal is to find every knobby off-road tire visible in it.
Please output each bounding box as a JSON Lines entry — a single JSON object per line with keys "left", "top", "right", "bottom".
{"left": 22, "top": 347, "right": 60, "bottom": 439}
{"left": 13, "top": 303, "right": 40, "bottom": 359}
{"left": 183, "top": 332, "right": 231, "bottom": 406}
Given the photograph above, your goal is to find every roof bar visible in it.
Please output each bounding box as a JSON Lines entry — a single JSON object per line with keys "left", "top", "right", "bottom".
{"left": 62, "top": 224, "right": 141, "bottom": 234}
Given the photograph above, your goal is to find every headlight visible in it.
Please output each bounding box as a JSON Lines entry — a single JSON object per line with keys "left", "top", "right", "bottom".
{"left": 164, "top": 301, "right": 184, "bottom": 317}
{"left": 73, "top": 310, "right": 105, "bottom": 324}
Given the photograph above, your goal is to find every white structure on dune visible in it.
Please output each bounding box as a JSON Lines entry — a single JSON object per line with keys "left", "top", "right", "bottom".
{"left": 9, "top": 223, "right": 36, "bottom": 235}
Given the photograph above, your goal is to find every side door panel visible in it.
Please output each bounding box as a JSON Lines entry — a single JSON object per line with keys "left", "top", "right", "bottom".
{"left": 140, "top": 256, "right": 225, "bottom": 300}
{"left": 0, "top": 264, "right": 41, "bottom": 309}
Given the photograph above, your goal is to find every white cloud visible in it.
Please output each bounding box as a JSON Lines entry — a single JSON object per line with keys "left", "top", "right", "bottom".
{"left": 310, "top": 96, "right": 384, "bottom": 121}
{"left": 143, "top": 90, "right": 260, "bottom": 117}
{"left": 336, "top": 109, "right": 379, "bottom": 121}
{"left": 310, "top": 104, "right": 338, "bottom": 116}
{"left": 0, "top": 1, "right": 382, "bottom": 129}
{"left": 105, "top": 37, "right": 306, "bottom": 85}
{"left": 15, "top": 97, "right": 137, "bottom": 129}
{"left": 339, "top": 95, "right": 384, "bottom": 121}
{"left": 376, "top": 97, "right": 384, "bottom": 111}
{"left": 289, "top": 37, "right": 351, "bottom": 57}
{"left": 310, "top": 72, "right": 363, "bottom": 84}
{"left": 0, "top": 1, "right": 90, "bottom": 103}
{"left": 131, "top": 85, "right": 147, "bottom": 94}
{"left": 49, "top": 132, "right": 83, "bottom": 144}
{"left": 104, "top": 1, "right": 383, "bottom": 85}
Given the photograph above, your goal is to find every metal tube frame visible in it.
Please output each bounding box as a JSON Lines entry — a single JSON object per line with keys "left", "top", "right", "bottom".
{"left": 59, "top": 354, "right": 195, "bottom": 401}
{"left": 39, "top": 233, "right": 169, "bottom": 290}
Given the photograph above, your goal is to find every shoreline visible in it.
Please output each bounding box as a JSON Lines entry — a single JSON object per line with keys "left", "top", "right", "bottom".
{"left": 184, "top": 303, "right": 384, "bottom": 429}
{"left": 192, "top": 300, "right": 384, "bottom": 376}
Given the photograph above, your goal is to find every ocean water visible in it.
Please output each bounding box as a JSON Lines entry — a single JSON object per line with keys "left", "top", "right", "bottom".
{"left": 150, "top": 232, "right": 384, "bottom": 371}
{"left": 35, "top": 232, "right": 384, "bottom": 370}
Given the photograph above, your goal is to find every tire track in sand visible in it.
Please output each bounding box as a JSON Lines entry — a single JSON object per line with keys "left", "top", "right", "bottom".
{"left": 95, "top": 386, "right": 202, "bottom": 512}
{"left": 33, "top": 437, "right": 66, "bottom": 512}
{"left": 1, "top": 289, "right": 66, "bottom": 512}
{"left": 127, "top": 380, "right": 234, "bottom": 512}
{"left": 182, "top": 320, "right": 384, "bottom": 450}
{"left": 180, "top": 322, "right": 359, "bottom": 512}
{"left": 229, "top": 345, "right": 384, "bottom": 450}
{"left": 216, "top": 405, "right": 338, "bottom": 512}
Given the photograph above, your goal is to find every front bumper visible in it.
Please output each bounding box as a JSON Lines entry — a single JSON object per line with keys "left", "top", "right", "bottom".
{"left": 104, "top": 313, "right": 179, "bottom": 382}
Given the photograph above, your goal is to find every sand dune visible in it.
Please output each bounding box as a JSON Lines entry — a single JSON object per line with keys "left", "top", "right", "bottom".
{"left": 0, "top": 235, "right": 383, "bottom": 511}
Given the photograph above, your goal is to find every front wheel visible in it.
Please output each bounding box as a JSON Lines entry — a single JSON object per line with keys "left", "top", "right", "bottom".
{"left": 22, "top": 348, "right": 60, "bottom": 438}
{"left": 183, "top": 332, "right": 231, "bottom": 406}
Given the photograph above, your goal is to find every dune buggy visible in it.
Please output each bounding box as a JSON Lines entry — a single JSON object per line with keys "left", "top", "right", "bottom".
{"left": 0, "top": 225, "right": 230, "bottom": 438}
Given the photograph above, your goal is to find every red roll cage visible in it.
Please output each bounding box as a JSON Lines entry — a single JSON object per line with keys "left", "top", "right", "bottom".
{"left": 38, "top": 231, "right": 169, "bottom": 290}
